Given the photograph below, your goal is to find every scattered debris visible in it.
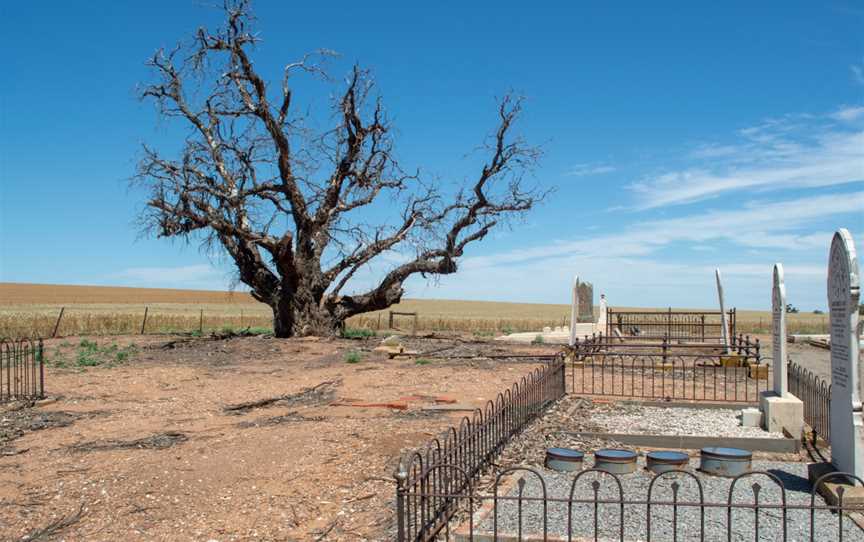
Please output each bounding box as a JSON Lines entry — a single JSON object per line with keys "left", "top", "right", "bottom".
{"left": 223, "top": 380, "right": 341, "bottom": 414}
{"left": 237, "top": 411, "right": 326, "bottom": 428}
{"left": 17, "top": 503, "right": 85, "bottom": 542}
{"left": 67, "top": 431, "right": 188, "bottom": 453}
{"left": 330, "top": 401, "right": 409, "bottom": 410}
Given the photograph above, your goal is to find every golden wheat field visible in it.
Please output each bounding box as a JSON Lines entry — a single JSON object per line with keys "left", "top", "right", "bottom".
{"left": 0, "top": 282, "right": 829, "bottom": 338}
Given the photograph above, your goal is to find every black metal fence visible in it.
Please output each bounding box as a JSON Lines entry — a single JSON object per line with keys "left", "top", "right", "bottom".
{"left": 788, "top": 361, "right": 831, "bottom": 444}
{"left": 407, "top": 466, "right": 864, "bottom": 541}
{"left": 578, "top": 332, "right": 761, "bottom": 363}
{"left": 0, "top": 338, "right": 44, "bottom": 402}
{"left": 566, "top": 333, "right": 766, "bottom": 403}
{"left": 395, "top": 358, "right": 566, "bottom": 542}
{"left": 606, "top": 308, "right": 736, "bottom": 343}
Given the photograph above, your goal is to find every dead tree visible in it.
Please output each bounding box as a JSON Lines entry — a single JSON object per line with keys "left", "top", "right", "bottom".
{"left": 135, "top": 1, "right": 545, "bottom": 337}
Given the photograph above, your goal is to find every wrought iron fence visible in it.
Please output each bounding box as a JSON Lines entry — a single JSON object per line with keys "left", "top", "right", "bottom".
{"left": 565, "top": 333, "right": 765, "bottom": 403}
{"left": 788, "top": 361, "right": 831, "bottom": 444}
{"left": 606, "top": 308, "right": 736, "bottom": 343}
{"left": 568, "top": 352, "right": 768, "bottom": 403}
{"left": 0, "top": 338, "right": 44, "bottom": 402}
{"left": 578, "top": 332, "right": 761, "bottom": 363}
{"left": 395, "top": 358, "right": 567, "bottom": 542}
{"left": 404, "top": 466, "right": 864, "bottom": 541}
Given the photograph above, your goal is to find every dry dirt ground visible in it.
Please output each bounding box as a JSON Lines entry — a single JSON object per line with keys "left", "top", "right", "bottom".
{"left": 0, "top": 334, "right": 558, "bottom": 542}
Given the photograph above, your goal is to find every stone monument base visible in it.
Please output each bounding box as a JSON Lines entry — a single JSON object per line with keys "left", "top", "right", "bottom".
{"left": 808, "top": 462, "right": 864, "bottom": 507}
{"left": 759, "top": 391, "right": 803, "bottom": 436}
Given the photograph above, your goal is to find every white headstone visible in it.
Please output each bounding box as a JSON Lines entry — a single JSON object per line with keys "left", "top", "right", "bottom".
{"left": 597, "top": 294, "right": 608, "bottom": 333}
{"left": 569, "top": 275, "right": 579, "bottom": 346}
{"left": 772, "top": 263, "right": 788, "bottom": 395}
{"left": 827, "top": 229, "right": 863, "bottom": 478}
{"left": 716, "top": 268, "right": 731, "bottom": 353}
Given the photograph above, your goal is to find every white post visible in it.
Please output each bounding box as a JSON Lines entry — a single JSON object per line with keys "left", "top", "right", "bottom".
{"left": 569, "top": 275, "right": 579, "bottom": 346}
{"left": 827, "top": 229, "right": 863, "bottom": 478}
{"left": 715, "top": 268, "right": 730, "bottom": 353}
{"left": 596, "top": 294, "right": 608, "bottom": 334}
{"left": 772, "top": 263, "right": 788, "bottom": 395}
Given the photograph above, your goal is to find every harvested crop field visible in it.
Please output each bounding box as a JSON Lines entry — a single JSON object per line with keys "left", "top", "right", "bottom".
{"left": 0, "top": 333, "right": 558, "bottom": 541}
{"left": 0, "top": 283, "right": 830, "bottom": 338}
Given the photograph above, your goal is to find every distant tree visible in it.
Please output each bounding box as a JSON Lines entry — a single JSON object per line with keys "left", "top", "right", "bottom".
{"left": 785, "top": 304, "right": 799, "bottom": 314}
{"left": 134, "top": 1, "right": 545, "bottom": 337}
{"left": 812, "top": 309, "right": 824, "bottom": 315}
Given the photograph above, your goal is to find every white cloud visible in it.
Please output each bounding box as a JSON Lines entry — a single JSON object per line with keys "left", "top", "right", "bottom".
{"left": 113, "top": 264, "right": 226, "bottom": 289}
{"left": 627, "top": 111, "right": 864, "bottom": 209}
{"left": 852, "top": 60, "right": 864, "bottom": 86}
{"left": 566, "top": 163, "right": 616, "bottom": 177}
{"left": 831, "top": 105, "right": 864, "bottom": 122}
{"left": 460, "top": 191, "right": 864, "bottom": 269}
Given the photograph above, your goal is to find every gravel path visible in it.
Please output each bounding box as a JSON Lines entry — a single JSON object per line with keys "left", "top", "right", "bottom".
{"left": 590, "top": 404, "right": 786, "bottom": 439}
{"left": 472, "top": 459, "right": 864, "bottom": 541}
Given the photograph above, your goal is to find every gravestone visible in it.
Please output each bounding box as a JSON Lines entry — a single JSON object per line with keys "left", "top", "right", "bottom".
{"left": 576, "top": 280, "right": 594, "bottom": 323}
{"left": 772, "top": 263, "right": 788, "bottom": 395}
{"left": 759, "top": 263, "right": 802, "bottom": 436}
{"left": 827, "top": 229, "right": 863, "bottom": 478}
{"left": 596, "top": 294, "right": 608, "bottom": 334}
{"left": 569, "top": 275, "right": 579, "bottom": 346}
{"left": 715, "top": 269, "right": 731, "bottom": 353}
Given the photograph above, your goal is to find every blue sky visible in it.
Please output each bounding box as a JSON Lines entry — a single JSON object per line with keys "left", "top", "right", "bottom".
{"left": 1, "top": 1, "right": 862, "bottom": 310}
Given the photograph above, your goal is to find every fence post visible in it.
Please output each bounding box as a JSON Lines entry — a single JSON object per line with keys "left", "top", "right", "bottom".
{"left": 52, "top": 307, "right": 65, "bottom": 338}
{"left": 38, "top": 339, "right": 45, "bottom": 398}
{"left": 388, "top": 311, "right": 394, "bottom": 329}
{"left": 141, "top": 307, "right": 149, "bottom": 335}
{"left": 199, "top": 309, "right": 204, "bottom": 334}
{"left": 394, "top": 469, "right": 408, "bottom": 542}
{"left": 376, "top": 313, "right": 381, "bottom": 330}
{"left": 413, "top": 313, "right": 418, "bottom": 336}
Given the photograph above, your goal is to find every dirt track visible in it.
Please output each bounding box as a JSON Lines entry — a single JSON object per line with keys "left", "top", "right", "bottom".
{"left": 0, "top": 334, "right": 556, "bottom": 541}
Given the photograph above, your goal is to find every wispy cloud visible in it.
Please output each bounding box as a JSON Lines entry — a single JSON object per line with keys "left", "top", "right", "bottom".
{"left": 566, "top": 163, "right": 616, "bottom": 177}
{"left": 113, "top": 264, "right": 226, "bottom": 289}
{"left": 461, "top": 191, "right": 863, "bottom": 269}
{"left": 627, "top": 110, "right": 864, "bottom": 209}
{"left": 852, "top": 59, "right": 864, "bottom": 86}
{"left": 831, "top": 105, "right": 864, "bottom": 122}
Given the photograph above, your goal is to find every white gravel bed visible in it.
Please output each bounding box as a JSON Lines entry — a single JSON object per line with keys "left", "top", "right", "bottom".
{"left": 589, "top": 404, "right": 786, "bottom": 439}
{"left": 470, "top": 458, "right": 864, "bottom": 541}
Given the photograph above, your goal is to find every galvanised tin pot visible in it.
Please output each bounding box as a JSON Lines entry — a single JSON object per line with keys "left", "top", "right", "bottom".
{"left": 700, "top": 447, "right": 752, "bottom": 477}
{"left": 545, "top": 448, "right": 584, "bottom": 472}
{"left": 594, "top": 448, "right": 638, "bottom": 474}
{"left": 646, "top": 451, "right": 689, "bottom": 474}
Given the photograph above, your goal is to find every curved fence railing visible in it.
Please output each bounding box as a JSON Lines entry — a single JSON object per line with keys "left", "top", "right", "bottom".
{"left": 566, "top": 333, "right": 766, "bottom": 403}
{"left": 606, "top": 308, "right": 736, "bottom": 342}
{"left": 0, "top": 338, "right": 44, "bottom": 402}
{"left": 401, "top": 465, "right": 864, "bottom": 541}
{"left": 788, "top": 361, "right": 831, "bottom": 443}
{"left": 394, "top": 357, "right": 566, "bottom": 542}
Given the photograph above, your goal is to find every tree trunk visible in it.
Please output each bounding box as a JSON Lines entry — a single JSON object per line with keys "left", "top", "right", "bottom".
{"left": 271, "top": 297, "right": 343, "bottom": 338}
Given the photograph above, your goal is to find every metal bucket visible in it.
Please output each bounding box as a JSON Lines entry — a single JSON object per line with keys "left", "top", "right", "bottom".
{"left": 700, "top": 447, "right": 752, "bottom": 477}
{"left": 646, "top": 451, "right": 689, "bottom": 474}
{"left": 594, "top": 449, "right": 638, "bottom": 474}
{"left": 545, "top": 448, "right": 584, "bottom": 472}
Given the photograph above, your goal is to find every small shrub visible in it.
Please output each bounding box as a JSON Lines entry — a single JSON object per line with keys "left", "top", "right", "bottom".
{"left": 531, "top": 334, "right": 544, "bottom": 345}
{"left": 473, "top": 330, "right": 495, "bottom": 337}
{"left": 501, "top": 326, "right": 514, "bottom": 335}
{"left": 415, "top": 358, "right": 432, "bottom": 365}
{"left": 344, "top": 350, "right": 363, "bottom": 363}
{"left": 343, "top": 328, "right": 376, "bottom": 339}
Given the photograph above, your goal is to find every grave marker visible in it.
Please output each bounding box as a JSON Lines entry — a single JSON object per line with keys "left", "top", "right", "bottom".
{"left": 569, "top": 275, "right": 579, "bottom": 346}
{"left": 772, "top": 263, "right": 788, "bottom": 395}
{"left": 715, "top": 269, "right": 730, "bottom": 353}
{"left": 760, "top": 262, "right": 803, "bottom": 436}
{"left": 827, "top": 229, "right": 863, "bottom": 478}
